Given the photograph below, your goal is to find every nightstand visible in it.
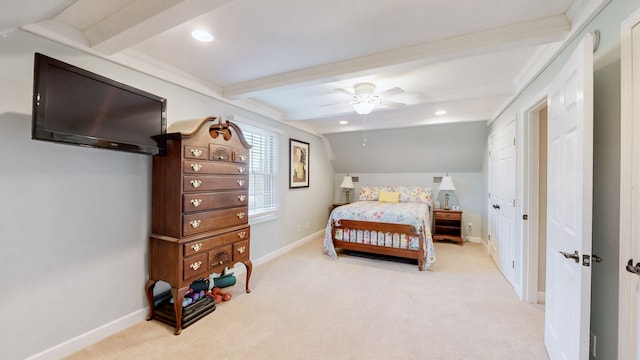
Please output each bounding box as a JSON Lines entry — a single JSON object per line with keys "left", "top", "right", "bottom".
{"left": 331, "top": 203, "right": 346, "bottom": 211}
{"left": 432, "top": 209, "right": 463, "bottom": 246}
{"left": 330, "top": 203, "right": 346, "bottom": 217}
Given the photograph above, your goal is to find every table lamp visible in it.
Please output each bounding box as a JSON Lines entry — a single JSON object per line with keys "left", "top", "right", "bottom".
{"left": 439, "top": 175, "right": 456, "bottom": 210}
{"left": 340, "top": 175, "right": 355, "bottom": 203}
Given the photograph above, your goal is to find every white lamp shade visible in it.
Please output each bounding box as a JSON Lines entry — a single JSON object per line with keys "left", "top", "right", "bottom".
{"left": 340, "top": 176, "right": 354, "bottom": 189}
{"left": 439, "top": 176, "right": 456, "bottom": 191}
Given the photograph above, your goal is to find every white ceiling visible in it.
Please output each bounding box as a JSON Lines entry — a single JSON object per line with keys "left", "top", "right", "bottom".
{"left": 2, "top": 0, "right": 602, "bottom": 134}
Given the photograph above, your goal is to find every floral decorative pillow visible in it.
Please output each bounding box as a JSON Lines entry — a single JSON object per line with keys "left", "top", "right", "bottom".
{"left": 359, "top": 185, "right": 432, "bottom": 203}
{"left": 410, "top": 187, "right": 432, "bottom": 203}
{"left": 358, "top": 186, "right": 379, "bottom": 201}
{"left": 395, "top": 186, "right": 432, "bottom": 203}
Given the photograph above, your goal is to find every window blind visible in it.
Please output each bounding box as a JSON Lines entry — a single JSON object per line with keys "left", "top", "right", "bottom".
{"left": 238, "top": 123, "right": 279, "bottom": 217}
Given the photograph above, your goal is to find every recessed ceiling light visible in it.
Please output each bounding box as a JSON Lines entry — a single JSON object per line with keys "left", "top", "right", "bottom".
{"left": 435, "top": 110, "right": 447, "bottom": 116}
{"left": 191, "top": 30, "right": 214, "bottom": 42}
{"left": 339, "top": 120, "right": 348, "bottom": 125}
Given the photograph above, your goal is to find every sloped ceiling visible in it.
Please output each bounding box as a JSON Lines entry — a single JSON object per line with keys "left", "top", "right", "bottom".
{"left": 1, "top": 0, "right": 609, "bottom": 135}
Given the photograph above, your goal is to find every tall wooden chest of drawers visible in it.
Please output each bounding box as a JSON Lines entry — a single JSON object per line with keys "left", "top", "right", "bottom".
{"left": 144, "top": 116, "right": 252, "bottom": 334}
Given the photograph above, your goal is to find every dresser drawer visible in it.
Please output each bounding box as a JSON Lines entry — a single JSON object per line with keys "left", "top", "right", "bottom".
{"left": 184, "top": 175, "right": 248, "bottom": 192}
{"left": 183, "top": 160, "right": 248, "bottom": 175}
{"left": 183, "top": 191, "right": 248, "bottom": 212}
{"left": 208, "top": 245, "right": 233, "bottom": 269}
{"left": 233, "top": 152, "right": 249, "bottom": 164}
{"left": 434, "top": 211, "right": 462, "bottom": 220}
{"left": 183, "top": 227, "right": 250, "bottom": 257}
{"left": 209, "top": 144, "right": 232, "bottom": 162}
{"left": 183, "top": 207, "right": 248, "bottom": 236}
{"left": 233, "top": 240, "right": 250, "bottom": 262}
{"left": 183, "top": 253, "right": 208, "bottom": 280}
{"left": 184, "top": 145, "right": 208, "bottom": 160}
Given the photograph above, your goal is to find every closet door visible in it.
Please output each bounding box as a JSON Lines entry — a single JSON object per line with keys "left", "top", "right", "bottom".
{"left": 488, "top": 120, "right": 517, "bottom": 287}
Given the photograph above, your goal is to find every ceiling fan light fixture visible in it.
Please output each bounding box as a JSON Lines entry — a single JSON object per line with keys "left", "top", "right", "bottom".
{"left": 353, "top": 101, "right": 375, "bottom": 115}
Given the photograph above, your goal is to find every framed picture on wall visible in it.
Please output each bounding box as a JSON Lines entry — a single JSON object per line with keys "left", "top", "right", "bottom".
{"left": 289, "top": 138, "right": 309, "bottom": 188}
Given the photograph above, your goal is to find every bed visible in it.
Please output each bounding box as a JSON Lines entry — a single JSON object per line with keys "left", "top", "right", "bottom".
{"left": 323, "top": 186, "right": 435, "bottom": 270}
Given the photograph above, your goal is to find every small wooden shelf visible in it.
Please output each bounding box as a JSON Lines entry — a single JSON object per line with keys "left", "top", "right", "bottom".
{"left": 432, "top": 209, "right": 463, "bottom": 246}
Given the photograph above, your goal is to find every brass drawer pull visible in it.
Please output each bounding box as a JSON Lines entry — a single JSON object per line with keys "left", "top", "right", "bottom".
{"left": 237, "top": 179, "right": 245, "bottom": 187}
{"left": 238, "top": 154, "right": 247, "bottom": 162}
{"left": 189, "top": 219, "right": 201, "bottom": 228}
{"left": 190, "top": 180, "right": 202, "bottom": 188}
{"left": 191, "top": 149, "right": 203, "bottom": 157}
{"left": 191, "top": 198, "right": 203, "bottom": 207}
{"left": 190, "top": 261, "right": 202, "bottom": 271}
{"left": 237, "top": 166, "right": 245, "bottom": 173}
{"left": 237, "top": 212, "right": 246, "bottom": 219}
{"left": 237, "top": 246, "right": 246, "bottom": 254}
{"left": 191, "top": 163, "right": 202, "bottom": 172}
{"left": 238, "top": 231, "right": 246, "bottom": 239}
{"left": 238, "top": 195, "right": 246, "bottom": 202}
{"left": 191, "top": 243, "right": 203, "bottom": 252}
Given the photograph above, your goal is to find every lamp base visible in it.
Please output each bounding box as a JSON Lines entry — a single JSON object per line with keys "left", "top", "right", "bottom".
{"left": 345, "top": 190, "right": 351, "bottom": 203}
{"left": 444, "top": 193, "right": 450, "bottom": 210}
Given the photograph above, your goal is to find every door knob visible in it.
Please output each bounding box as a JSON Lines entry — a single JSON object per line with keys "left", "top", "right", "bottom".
{"left": 560, "top": 250, "right": 580, "bottom": 263}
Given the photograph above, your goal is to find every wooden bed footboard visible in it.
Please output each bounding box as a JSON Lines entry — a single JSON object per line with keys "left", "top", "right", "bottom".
{"left": 331, "top": 219, "right": 425, "bottom": 270}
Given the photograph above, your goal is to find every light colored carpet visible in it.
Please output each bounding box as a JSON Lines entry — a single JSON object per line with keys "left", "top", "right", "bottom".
{"left": 66, "top": 236, "right": 548, "bottom": 360}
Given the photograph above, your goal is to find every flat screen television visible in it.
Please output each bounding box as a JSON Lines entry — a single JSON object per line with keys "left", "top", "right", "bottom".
{"left": 32, "top": 53, "right": 167, "bottom": 155}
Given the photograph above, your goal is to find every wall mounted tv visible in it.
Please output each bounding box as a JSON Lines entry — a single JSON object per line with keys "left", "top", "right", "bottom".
{"left": 32, "top": 53, "right": 167, "bottom": 155}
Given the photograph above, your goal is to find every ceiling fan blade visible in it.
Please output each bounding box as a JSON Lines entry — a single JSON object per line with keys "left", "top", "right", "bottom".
{"left": 376, "top": 87, "right": 404, "bottom": 98}
{"left": 378, "top": 99, "right": 406, "bottom": 108}
{"left": 321, "top": 101, "right": 351, "bottom": 107}
{"left": 335, "top": 88, "right": 356, "bottom": 97}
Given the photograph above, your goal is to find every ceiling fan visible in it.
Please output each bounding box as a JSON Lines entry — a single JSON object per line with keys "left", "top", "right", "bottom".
{"left": 326, "top": 83, "right": 406, "bottom": 114}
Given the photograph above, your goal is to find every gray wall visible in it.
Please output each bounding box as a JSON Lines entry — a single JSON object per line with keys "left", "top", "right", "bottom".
{"left": 325, "top": 121, "right": 487, "bottom": 173}
{"left": 0, "top": 30, "right": 334, "bottom": 360}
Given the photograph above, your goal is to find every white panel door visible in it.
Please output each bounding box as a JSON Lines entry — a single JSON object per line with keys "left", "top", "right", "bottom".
{"left": 544, "top": 34, "right": 593, "bottom": 360}
{"left": 497, "top": 121, "right": 517, "bottom": 285}
{"left": 619, "top": 13, "right": 640, "bottom": 360}
{"left": 488, "top": 121, "right": 516, "bottom": 287}
{"left": 488, "top": 132, "right": 498, "bottom": 260}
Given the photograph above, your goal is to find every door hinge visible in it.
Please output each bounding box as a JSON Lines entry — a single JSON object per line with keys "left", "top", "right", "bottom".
{"left": 512, "top": 260, "right": 515, "bottom": 269}
{"left": 583, "top": 254, "right": 591, "bottom": 267}
{"left": 513, "top": 137, "right": 516, "bottom": 146}
{"left": 512, "top": 199, "right": 515, "bottom": 206}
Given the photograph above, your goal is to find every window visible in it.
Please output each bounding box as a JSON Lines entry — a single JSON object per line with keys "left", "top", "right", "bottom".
{"left": 237, "top": 122, "right": 280, "bottom": 221}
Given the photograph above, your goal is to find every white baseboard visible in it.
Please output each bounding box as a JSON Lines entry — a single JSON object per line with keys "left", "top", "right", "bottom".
{"left": 253, "top": 230, "right": 323, "bottom": 267}
{"left": 464, "top": 236, "right": 482, "bottom": 243}
{"left": 537, "top": 291, "right": 546, "bottom": 304}
{"left": 26, "top": 309, "right": 147, "bottom": 360}
{"left": 26, "top": 231, "right": 323, "bottom": 360}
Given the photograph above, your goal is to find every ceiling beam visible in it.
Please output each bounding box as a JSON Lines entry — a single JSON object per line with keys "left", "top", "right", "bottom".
{"left": 84, "top": 0, "right": 234, "bottom": 55}
{"left": 224, "top": 15, "right": 570, "bottom": 99}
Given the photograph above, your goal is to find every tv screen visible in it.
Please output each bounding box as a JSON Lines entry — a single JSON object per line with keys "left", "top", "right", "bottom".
{"left": 32, "top": 53, "right": 167, "bottom": 155}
